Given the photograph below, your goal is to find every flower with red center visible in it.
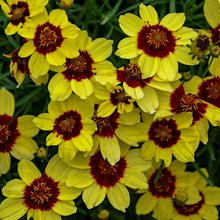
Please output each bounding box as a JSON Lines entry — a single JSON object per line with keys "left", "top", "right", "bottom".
{"left": 204, "top": 0, "right": 220, "bottom": 75}
{"left": 33, "top": 95, "right": 97, "bottom": 162}
{"left": 141, "top": 112, "right": 199, "bottom": 167}
{"left": 66, "top": 149, "right": 151, "bottom": 212}
{"left": 4, "top": 48, "right": 48, "bottom": 87}
{"left": 0, "top": 0, "right": 48, "bottom": 35}
{"left": 136, "top": 160, "right": 196, "bottom": 217}
{"left": 170, "top": 169, "right": 220, "bottom": 220}
{"left": 0, "top": 87, "right": 39, "bottom": 176}
{"left": 0, "top": 154, "right": 81, "bottom": 220}
{"left": 48, "top": 30, "right": 113, "bottom": 100}
{"left": 17, "top": 8, "right": 80, "bottom": 79}
{"left": 92, "top": 103, "right": 148, "bottom": 165}
{"left": 115, "top": 4, "right": 199, "bottom": 81}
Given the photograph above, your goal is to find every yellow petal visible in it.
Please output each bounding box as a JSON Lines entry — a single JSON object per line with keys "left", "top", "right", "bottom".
{"left": 139, "top": 4, "right": 159, "bottom": 25}
{"left": 5, "top": 22, "right": 22, "bottom": 35}
{"left": 49, "top": 9, "right": 68, "bottom": 26}
{"left": 61, "top": 22, "right": 80, "bottom": 39}
{"left": 155, "top": 147, "right": 172, "bottom": 167}
{"left": 118, "top": 108, "right": 141, "bottom": 125}
{"left": 46, "top": 132, "right": 63, "bottom": 146}
{"left": 19, "top": 40, "right": 36, "bottom": 57}
{"left": 209, "top": 56, "right": 220, "bottom": 76}
{"left": 97, "top": 100, "right": 116, "bottom": 117}
{"left": 59, "top": 39, "right": 79, "bottom": 58}
{"left": 119, "top": 13, "right": 144, "bottom": 36}
{"left": 160, "top": 13, "right": 185, "bottom": 31}
{"left": 174, "top": 112, "right": 193, "bottom": 129}
{"left": 0, "top": 152, "right": 10, "bottom": 175}
{"left": 52, "top": 200, "right": 77, "bottom": 216}
{"left": 141, "top": 140, "right": 156, "bottom": 160}
{"left": 180, "top": 128, "right": 200, "bottom": 143}
{"left": 58, "top": 140, "right": 77, "bottom": 162}
{"left": 199, "top": 205, "right": 218, "bottom": 220}
{"left": 58, "top": 183, "right": 82, "bottom": 200}
{"left": 71, "top": 79, "right": 93, "bottom": 99}
{"left": 2, "top": 179, "right": 25, "bottom": 198}
{"left": 174, "top": 27, "right": 198, "bottom": 45}
{"left": 33, "top": 113, "right": 54, "bottom": 130}
{"left": 123, "top": 83, "right": 144, "bottom": 100}
{"left": 76, "top": 30, "right": 92, "bottom": 50}
{"left": 18, "top": 24, "right": 36, "bottom": 39}
{"left": 107, "top": 183, "right": 130, "bottom": 212}
{"left": 46, "top": 48, "right": 66, "bottom": 66}
{"left": 193, "top": 118, "right": 209, "bottom": 144}
{"left": 203, "top": 186, "right": 220, "bottom": 206}
{"left": 30, "top": 8, "right": 48, "bottom": 25}
{"left": 18, "top": 160, "right": 41, "bottom": 185}
{"left": 73, "top": 132, "right": 93, "bottom": 152}
{"left": 0, "top": 87, "right": 15, "bottom": 116}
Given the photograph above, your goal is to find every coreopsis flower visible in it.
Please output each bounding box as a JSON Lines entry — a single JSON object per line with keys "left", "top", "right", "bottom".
{"left": 92, "top": 104, "right": 148, "bottom": 165}
{"left": 0, "top": 154, "right": 81, "bottom": 220}
{"left": 136, "top": 160, "right": 200, "bottom": 218}
{"left": 18, "top": 8, "right": 80, "bottom": 79}
{"left": 0, "top": 87, "right": 39, "bottom": 175}
{"left": 170, "top": 169, "right": 220, "bottom": 220}
{"left": 0, "top": 0, "right": 48, "bottom": 35}
{"left": 141, "top": 112, "right": 200, "bottom": 167}
{"left": 33, "top": 95, "right": 97, "bottom": 162}
{"left": 94, "top": 83, "right": 135, "bottom": 117}
{"left": 115, "top": 4, "right": 199, "bottom": 81}
{"left": 48, "top": 30, "right": 113, "bottom": 100}
{"left": 4, "top": 48, "right": 48, "bottom": 87}
{"left": 66, "top": 149, "right": 151, "bottom": 212}
{"left": 204, "top": 0, "right": 220, "bottom": 75}
{"left": 157, "top": 80, "right": 220, "bottom": 143}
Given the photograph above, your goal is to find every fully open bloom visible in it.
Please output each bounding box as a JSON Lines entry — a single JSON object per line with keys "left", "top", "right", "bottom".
{"left": 48, "top": 30, "right": 113, "bottom": 100}
{"left": 0, "top": 87, "right": 39, "bottom": 175}
{"left": 115, "top": 4, "right": 198, "bottom": 81}
{"left": 170, "top": 169, "right": 220, "bottom": 220}
{"left": 204, "top": 0, "right": 220, "bottom": 75}
{"left": 0, "top": 154, "right": 81, "bottom": 220}
{"left": 141, "top": 112, "right": 199, "bottom": 167}
{"left": 18, "top": 8, "right": 80, "bottom": 78}
{"left": 136, "top": 160, "right": 200, "bottom": 218}
{"left": 33, "top": 95, "right": 97, "bottom": 162}
{"left": 0, "top": 0, "right": 48, "bottom": 35}
{"left": 66, "top": 148, "right": 151, "bottom": 212}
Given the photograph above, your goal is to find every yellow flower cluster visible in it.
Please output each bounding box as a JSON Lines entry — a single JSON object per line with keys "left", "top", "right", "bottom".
{"left": 0, "top": 0, "right": 220, "bottom": 219}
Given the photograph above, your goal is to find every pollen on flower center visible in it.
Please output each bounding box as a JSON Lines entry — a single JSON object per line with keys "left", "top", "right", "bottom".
{"left": 54, "top": 110, "right": 82, "bottom": 140}
{"left": 148, "top": 118, "right": 180, "bottom": 148}
{"left": 34, "top": 22, "right": 63, "bottom": 55}
{"left": 89, "top": 151, "right": 127, "bottom": 187}
{"left": 148, "top": 168, "right": 176, "bottom": 198}
{"left": 0, "top": 124, "right": 11, "bottom": 144}
{"left": 180, "top": 94, "right": 199, "bottom": 112}
{"left": 110, "top": 87, "right": 131, "bottom": 106}
{"left": 24, "top": 174, "right": 59, "bottom": 210}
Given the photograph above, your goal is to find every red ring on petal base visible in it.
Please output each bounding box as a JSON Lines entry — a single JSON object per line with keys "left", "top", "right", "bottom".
{"left": 10, "top": 1, "right": 30, "bottom": 25}
{"left": 53, "top": 110, "right": 82, "bottom": 140}
{"left": 117, "top": 64, "right": 152, "bottom": 88}
{"left": 89, "top": 151, "right": 127, "bottom": 187}
{"left": 24, "top": 173, "right": 59, "bottom": 211}
{"left": 148, "top": 168, "right": 176, "bottom": 198}
{"left": 170, "top": 85, "right": 207, "bottom": 123}
{"left": 0, "top": 115, "right": 19, "bottom": 153}
{"left": 211, "top": 24, "right": 220, "bottom": 46}
{"left": 198, "top": 77, "right": 220, "bottom": 108}
{"left": 34, "top": 22, "right": 64, "bottom": 55}
{"left": 148, "top": 118, "right": 180, "bottom": 148}
{"left": 174, "top": 192, "right": 204, "bottom": 216}
{"left": 138, "top": 25, "right": 176, "bottom": 58}
{"left": 93, "top": 105, "right": 119, "bottom": 138}
{"left": 62, "top": 51, "right": 94, "bottom": 81}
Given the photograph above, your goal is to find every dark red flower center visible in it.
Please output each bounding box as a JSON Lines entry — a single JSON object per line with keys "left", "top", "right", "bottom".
{"left": 170, "top": 85, "right": 207, "bottom": 123}
{"left": 138, "top": 24, "right": 176, "bottom": 58}
{"left": 0, "top": 115, "right": 19, "bottom": 153}
{"left": 117, "top": 64, "right": 151, "bottom": 88}
{"left": 198, "top": 77, "right": 220, "bottom": 108}
{"left": 196, "top": 34, "right": 210, "bottom": 51}
{"left": 148, "top": 118, "right": 180, "bottom": 148}
{"left": 174, "top": 192, "right": 204, "bottom": 216}
{"left": 54, "top": 110, "right": 82, "bottom": 140}
{"left": 34, "top": 22, "right": 63, "bottom": 55}
{"left": 89, "top": 151, "right": 127, "bottom": 187}
{"left": 148, "top": 168, "right": 176, "bottom": 198}
{"left": 211, "top": 24, "right": 220, "bottom": 46}
{"left": 62, "top": 51, "right": 94, "bottom": 81}
{"left": 93, "top": 106, "right": 119, "bottom": 138}
{"left": 10, "top": 1, "right": 30, "bottom": 25}
{"left": 110, "top": 87, "right": 131, "bottom": 106}
{"left": 24, "top": 174, "right": 59, "bottom": 211}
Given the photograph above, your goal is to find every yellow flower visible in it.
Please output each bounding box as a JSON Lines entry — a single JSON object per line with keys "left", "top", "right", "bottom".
{"left": 33, "top": 95, "right": 97, "bottom": 163}
{"left": 18, "top": 8, "right": 80, "bottom": 78}
{"left": 115, "top": 4, "right": 199, "bottom": 81}
{"left": 66, "top": 148, "right": 151, "bottom": 212}
{"left": 141, "top": 112, "right": 200, "bottom": 167}
{"left": 0, "top": 87, "right": 39, "bottom": 176}
{"left": 170, "top": 169, "right": 220, "bottom": 220}
{"left": 204, "top": 0, "right": 220, "bottom": 75}
{"left": 136, "top": 160, "right": 199, "bottom": 218}
{"left": 0, "top": 0, "right": 48, "bottom": 35}
{"left": 4, "top": 48, "right": 48, "bottom": 87}
{"left": 0, "top": 154, "right": 81, "bottom": 220}
{"left": 48, "top": 30, "right": 113, "bottom": 100}
{"left": 59, "top": 0, "right": 74, "bottom": 9}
